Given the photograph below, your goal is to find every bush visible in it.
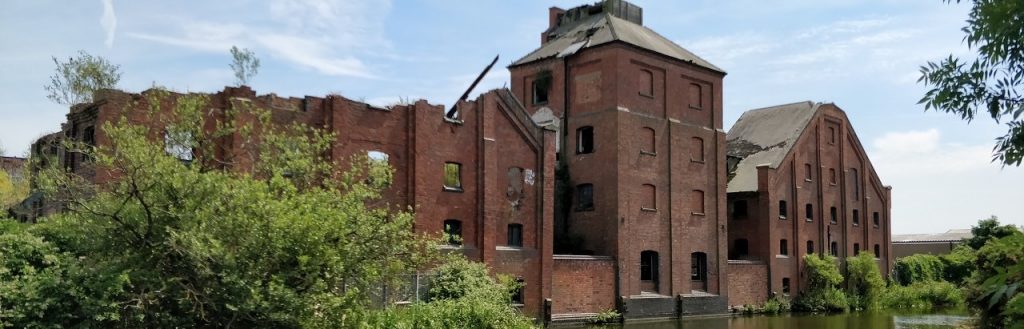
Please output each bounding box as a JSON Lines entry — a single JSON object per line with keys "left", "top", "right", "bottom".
{"left": 846, "top": 252, "right": 886, "bottom": 310}
{"left": 762, "top": 294, "right": 791, "bottom": 315}
{"left": 940, "top": 245, "right": 975, "bottom": 285}
{"left": 794, "top": 254, "right": 848, "bottom": 313}
{"left": 893, "top": 254, "right": 945, "bottom": 285}
{"left": 591, "top": 309, "right": 621, "bottom": 324}
{"left": 966, "top": 234, "right": 1024, "bottom": 328}
{"left": 881, "top": 281, "right": 964, "bottom": 310}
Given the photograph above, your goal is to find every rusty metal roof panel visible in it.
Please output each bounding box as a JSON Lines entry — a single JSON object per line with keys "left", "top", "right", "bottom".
{"left": 725, "top": 101, "right": 819, "bottom": 193}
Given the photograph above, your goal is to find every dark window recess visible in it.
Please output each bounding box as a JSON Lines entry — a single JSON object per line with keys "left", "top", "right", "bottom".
{"left": 851, "top": 168, "right": 860, "bottom": 199}
{"left": 780, "top": 239, "right": 789, "bottom": 256}
{"left": 511, "top": 278, "right": 525, "bottom": 304}
{"left": 577, "top": 126, "right": 594, "bottom": 154}
{"left": 444, "top": 162, "right": 462, "bottom": 190}
{"left": 807, "top": 240, "right": 815, "bottom": 254}
{"left": 83, "top": 126, "right": 96, "bottom": 145}
{"left": 805, "top": 163, "right": 813, "bottom": 180}
{"left": 853, "top": 209, "right": 860, "bottom": 226}
{"left": 830, "top": 206, "right": 838, "bottom": 224}
{"left": 532, "top": 72, "right": 551, "bottom": 105}
{"left": 831, "top": 241, "right": 839, "bottom": 256}
{"left": 854, "top": 243, "right": 861, "bottom": 255}
{"left": 873, "top": 212, "right": 880, "bottom": 228}
{"left": 640, "top": 250, "right": 659, "bottom": 281}
{"left": 576, "top": 184, "right": 594, "bottom": 211}
{"left": 443, "top": 219, "right": 462, "bottom": 246}
{"left": 733, "top": 239, "right": 749, "bottom": 259}
{"left": 782, "top": 278, "right": 791, "bottom": 294}
{"left": 733, "top": 200, "right": 748, "bottom": 219}
{"left": 874, "top": 244, "right": 881, "bottom": 258}
{"left": 779, "top": 200, "right": 788, "bottom": 219}
{"left": 806, "top": 203, "right": 814, "bottom": 221}
{"left": 691, "top": 252, "right": 707, "bottom": 281}
{"left": 507, "top": 224, "right": 523, "bottom": 247}
{"left": 829, "top": 126, "right": 837, "bottom": 144}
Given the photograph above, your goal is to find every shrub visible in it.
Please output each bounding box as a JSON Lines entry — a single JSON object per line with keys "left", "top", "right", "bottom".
{"left": 794, "top": 254, "right": 848, "bottom": 313}
{"left": 762, "top": 294, "right": 791, "bottom": 315}
{"left": 940, "top": 245, "right": 975, "bottom": 285}
{"left": 893, "top": 254, "right": 945, "bottom": 285}
{"left": 846, "top": 252, "right": 886, "bottom": 310}
{"left": 881, "top": 281, "right": 965, "bottom": 310}
{"left": 591, "top": 309, "right": 621, "bottom": 324}
{"left": 966, "top": 234, "right": 1024, "bottom": 328}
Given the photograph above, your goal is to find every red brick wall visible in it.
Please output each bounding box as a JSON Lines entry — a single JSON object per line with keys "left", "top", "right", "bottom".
{"left": 552, "top": 256, "right": 617, "bottom": 314}
{"left": 727, "top": 261, "right": 768, "bottom": 307}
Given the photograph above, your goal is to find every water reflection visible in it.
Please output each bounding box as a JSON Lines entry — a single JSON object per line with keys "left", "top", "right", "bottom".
{"left": 559, "top": 311, "right": 971, "bottom": 329}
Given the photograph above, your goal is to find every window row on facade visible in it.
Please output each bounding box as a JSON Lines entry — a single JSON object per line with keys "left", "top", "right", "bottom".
{"left": 442, "top": 219, "right": 525, "bottom": 248}
{"left": 772, "top": 238, "right": 882, "bottom": 258}
{"left": 573, "top": 126, "right": 705, "bottom": 162}
{"left": 574, "top": 183, "right": 704, "bottom": 214}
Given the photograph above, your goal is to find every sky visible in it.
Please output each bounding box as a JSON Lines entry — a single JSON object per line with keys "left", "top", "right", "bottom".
{"left": 0, "top": 0, "right": 1021, "bottom": 234}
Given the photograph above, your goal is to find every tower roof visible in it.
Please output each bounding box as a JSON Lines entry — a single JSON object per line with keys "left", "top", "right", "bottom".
{"left": 511, "top": 6, "right": 722, "bottom": 73}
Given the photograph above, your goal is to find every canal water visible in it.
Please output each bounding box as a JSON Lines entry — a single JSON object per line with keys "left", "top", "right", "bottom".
{"left": 560, "top": 310, "right": 972, "bottom": 329}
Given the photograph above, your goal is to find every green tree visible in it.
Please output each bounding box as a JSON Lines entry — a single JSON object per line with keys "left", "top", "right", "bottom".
{"left": 230, "top": 46, "right": 260, "bottom": 87}
{"left": 44, "top": 50, "right": 121, "bottom": 105}
{"left": 794, "top": 254, "right": 849, "bottom": 313}
{"left": 919, "top": 0, "right": 1024, "bottom": 166}
{"left": 16, "top": 90, "right": 439, "bottom": 328}
{"left": 966, "top": 234, "right": 1024, "bottom": 328}
{"left": 846, "top": 252, "right": 886, "bottom": 310}
{"left": 0, "top": 170, "right": 29, "bottom": 208}
{"left": 965, "top": 216, "right": 1021, "bottom": 250}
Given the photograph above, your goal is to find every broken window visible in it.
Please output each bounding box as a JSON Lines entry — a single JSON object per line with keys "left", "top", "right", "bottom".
{"left": 83, "top": 126, "right": 95, "bottom": 146}
{"left": 732, "top": 200, "right": 748, "bottom": 219}
{"left": 443, "top": 219, "right": 462, "bottom": 246}
{"left": 367, "top": 150, "right": 389, "bottom": 164}
{"left": 639, "top": 69, "right": 654, "bottom": 97}
{"left": 691, "top": 252, "right": 707, "bottom": 281}
{"left": 640, "top": 250, "right": 659, "bottom": 281}
{"left": 507, "top": 223, "right": 523, "bottom": 247}
{"left": 511, "top": 278, "right": 525, "bottom": 304}
{"left": 576, "top": 183, "right": 594, "bottom": 211}
{"left": 780, "top": 239, "right": 789, "bottom": 256}
{"left": 733, "top": 239, "right": 749, "bottom": 259}
{"left": 577, "top": 126, "right": 594, "bottom": 154}
{"left": 532, "top": 71, "right": 551, "bottom": 105}
{"left": 779, "top": 200, "right": 788, "bottom": 219}
{"left": 164, "top": 129, "right": 194, "bottom": 164}
{"left": 443, "top": 162, "right": 462, "bottom": 191}
{"left": 806, "top": 203, "right": 814, "bottom": 221}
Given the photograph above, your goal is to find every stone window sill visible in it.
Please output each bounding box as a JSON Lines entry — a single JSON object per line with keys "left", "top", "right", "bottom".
{"left": 640, "top": 150, "right": 657, "bottom": 156}
{"left": 691, "top": 212, "right": 706, "bottom": 216}
{"left": 641, "top": 207, "right": 657, "bottom": 212}
{"left": 443, "top": 186, "right": 464, "bottom": 193}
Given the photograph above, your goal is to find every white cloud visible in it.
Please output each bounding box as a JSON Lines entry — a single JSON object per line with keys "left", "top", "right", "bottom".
{"left": 871, "top": 128, "right": 993, "bottom": 176}
{"left": 254, "top": 34, "right": 374, "bottom": 78}
{"left": 100, "top": 0, "right": 117, "bottom": 47}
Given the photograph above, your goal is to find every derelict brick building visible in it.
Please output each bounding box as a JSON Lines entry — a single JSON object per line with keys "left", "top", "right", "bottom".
{"left": 17, "top": 0, "right": 892, "bottom": 321}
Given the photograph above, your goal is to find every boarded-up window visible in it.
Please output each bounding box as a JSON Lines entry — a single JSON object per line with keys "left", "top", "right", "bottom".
{"left": 640, "top": 69, "right": 654, "bottom": 97}
{"left": 691, "top": 190, "right": 705, "bottom": 215}
{"left": 641, "top": 184, "right": 656, "bottom": 211}
{"left": 444, "top": 162, "right": 462, "bottom": 191}
{"left": 688, "top": 83, "right": 703, "bottom": 110}
{"left": 691, "top": 137, "right": 705, "bottom": 162}
{"left": 640, "top": 127, "right": 656, "bottom": 155}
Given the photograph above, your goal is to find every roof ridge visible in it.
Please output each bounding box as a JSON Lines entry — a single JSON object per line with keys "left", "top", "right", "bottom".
{"left": 604, "top": 13, "right": 621, "bottom": 41}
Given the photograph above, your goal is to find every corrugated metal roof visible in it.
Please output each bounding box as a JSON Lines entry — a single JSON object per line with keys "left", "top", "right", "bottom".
{"left": 892, "top": 229, "right": 972, "bottom": 243}
{"left": 725, "top": 101, "right": 819, "bottom": 193}
{"left": 511, "top": 14, "right": 723, "bottom": 73}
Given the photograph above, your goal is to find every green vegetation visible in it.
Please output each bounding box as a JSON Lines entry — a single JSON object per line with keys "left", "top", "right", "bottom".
{"left": 0, "top": 169, "right": 28, "bottom": 209}
{"left": 965, "top": 234, "right": 1024, "bottom": 328}
{"left": 590, "top": 309, "right": 622, "bottom": 324}
{"left": 919, "top": 0, "right": 1024, "bottom": 166}
{"left": 0, "top": 90, "right": 532, "bottom": 328}
{"left": 880, "top": 281, "right": 965, "bottom": 310}
{"left": 964, "top": 216, "right": 1022, "bottom": 250}
{"left": 793, "top": 254, "right": 849, "bottom": 313}
{"left": 45, "top": 50, "right": 121, "bottom": 105}
{"left": 846, "top": 253, "right": 886, "bottom": 310}
{"left": 229, "top": 46, "right": 260, "bottom": 87}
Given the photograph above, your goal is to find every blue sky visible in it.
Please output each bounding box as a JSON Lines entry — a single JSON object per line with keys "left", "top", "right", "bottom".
{"left": 0, "top": 0, "right": 1021, "bottom": 233}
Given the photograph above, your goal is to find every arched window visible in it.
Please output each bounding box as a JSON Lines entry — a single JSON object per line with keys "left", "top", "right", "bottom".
{"left": 640, "top": 250, "right": 659, "bottom": 281}
{"left": 443, "top": 219, "right": 462, "bottom": 246}
{"left": 367, "top": 150, "right": 389, "bottom": 163}
{"left": 691, "top": 137, "right": 705, "bottom": 162}
{"left": 850, "top": 168, "right": 860, "bottom": 199}
{"left": 640, "top": 127, "right": 656, "bottom": 155}
{"left": 640, "top": 69, "right": 654, "bottom": 97}
{"left": 577, "top": 126, "right": 594, "bottom": 154}
{"left": 688, "top": 83, "right": 703, "bottom": 110}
